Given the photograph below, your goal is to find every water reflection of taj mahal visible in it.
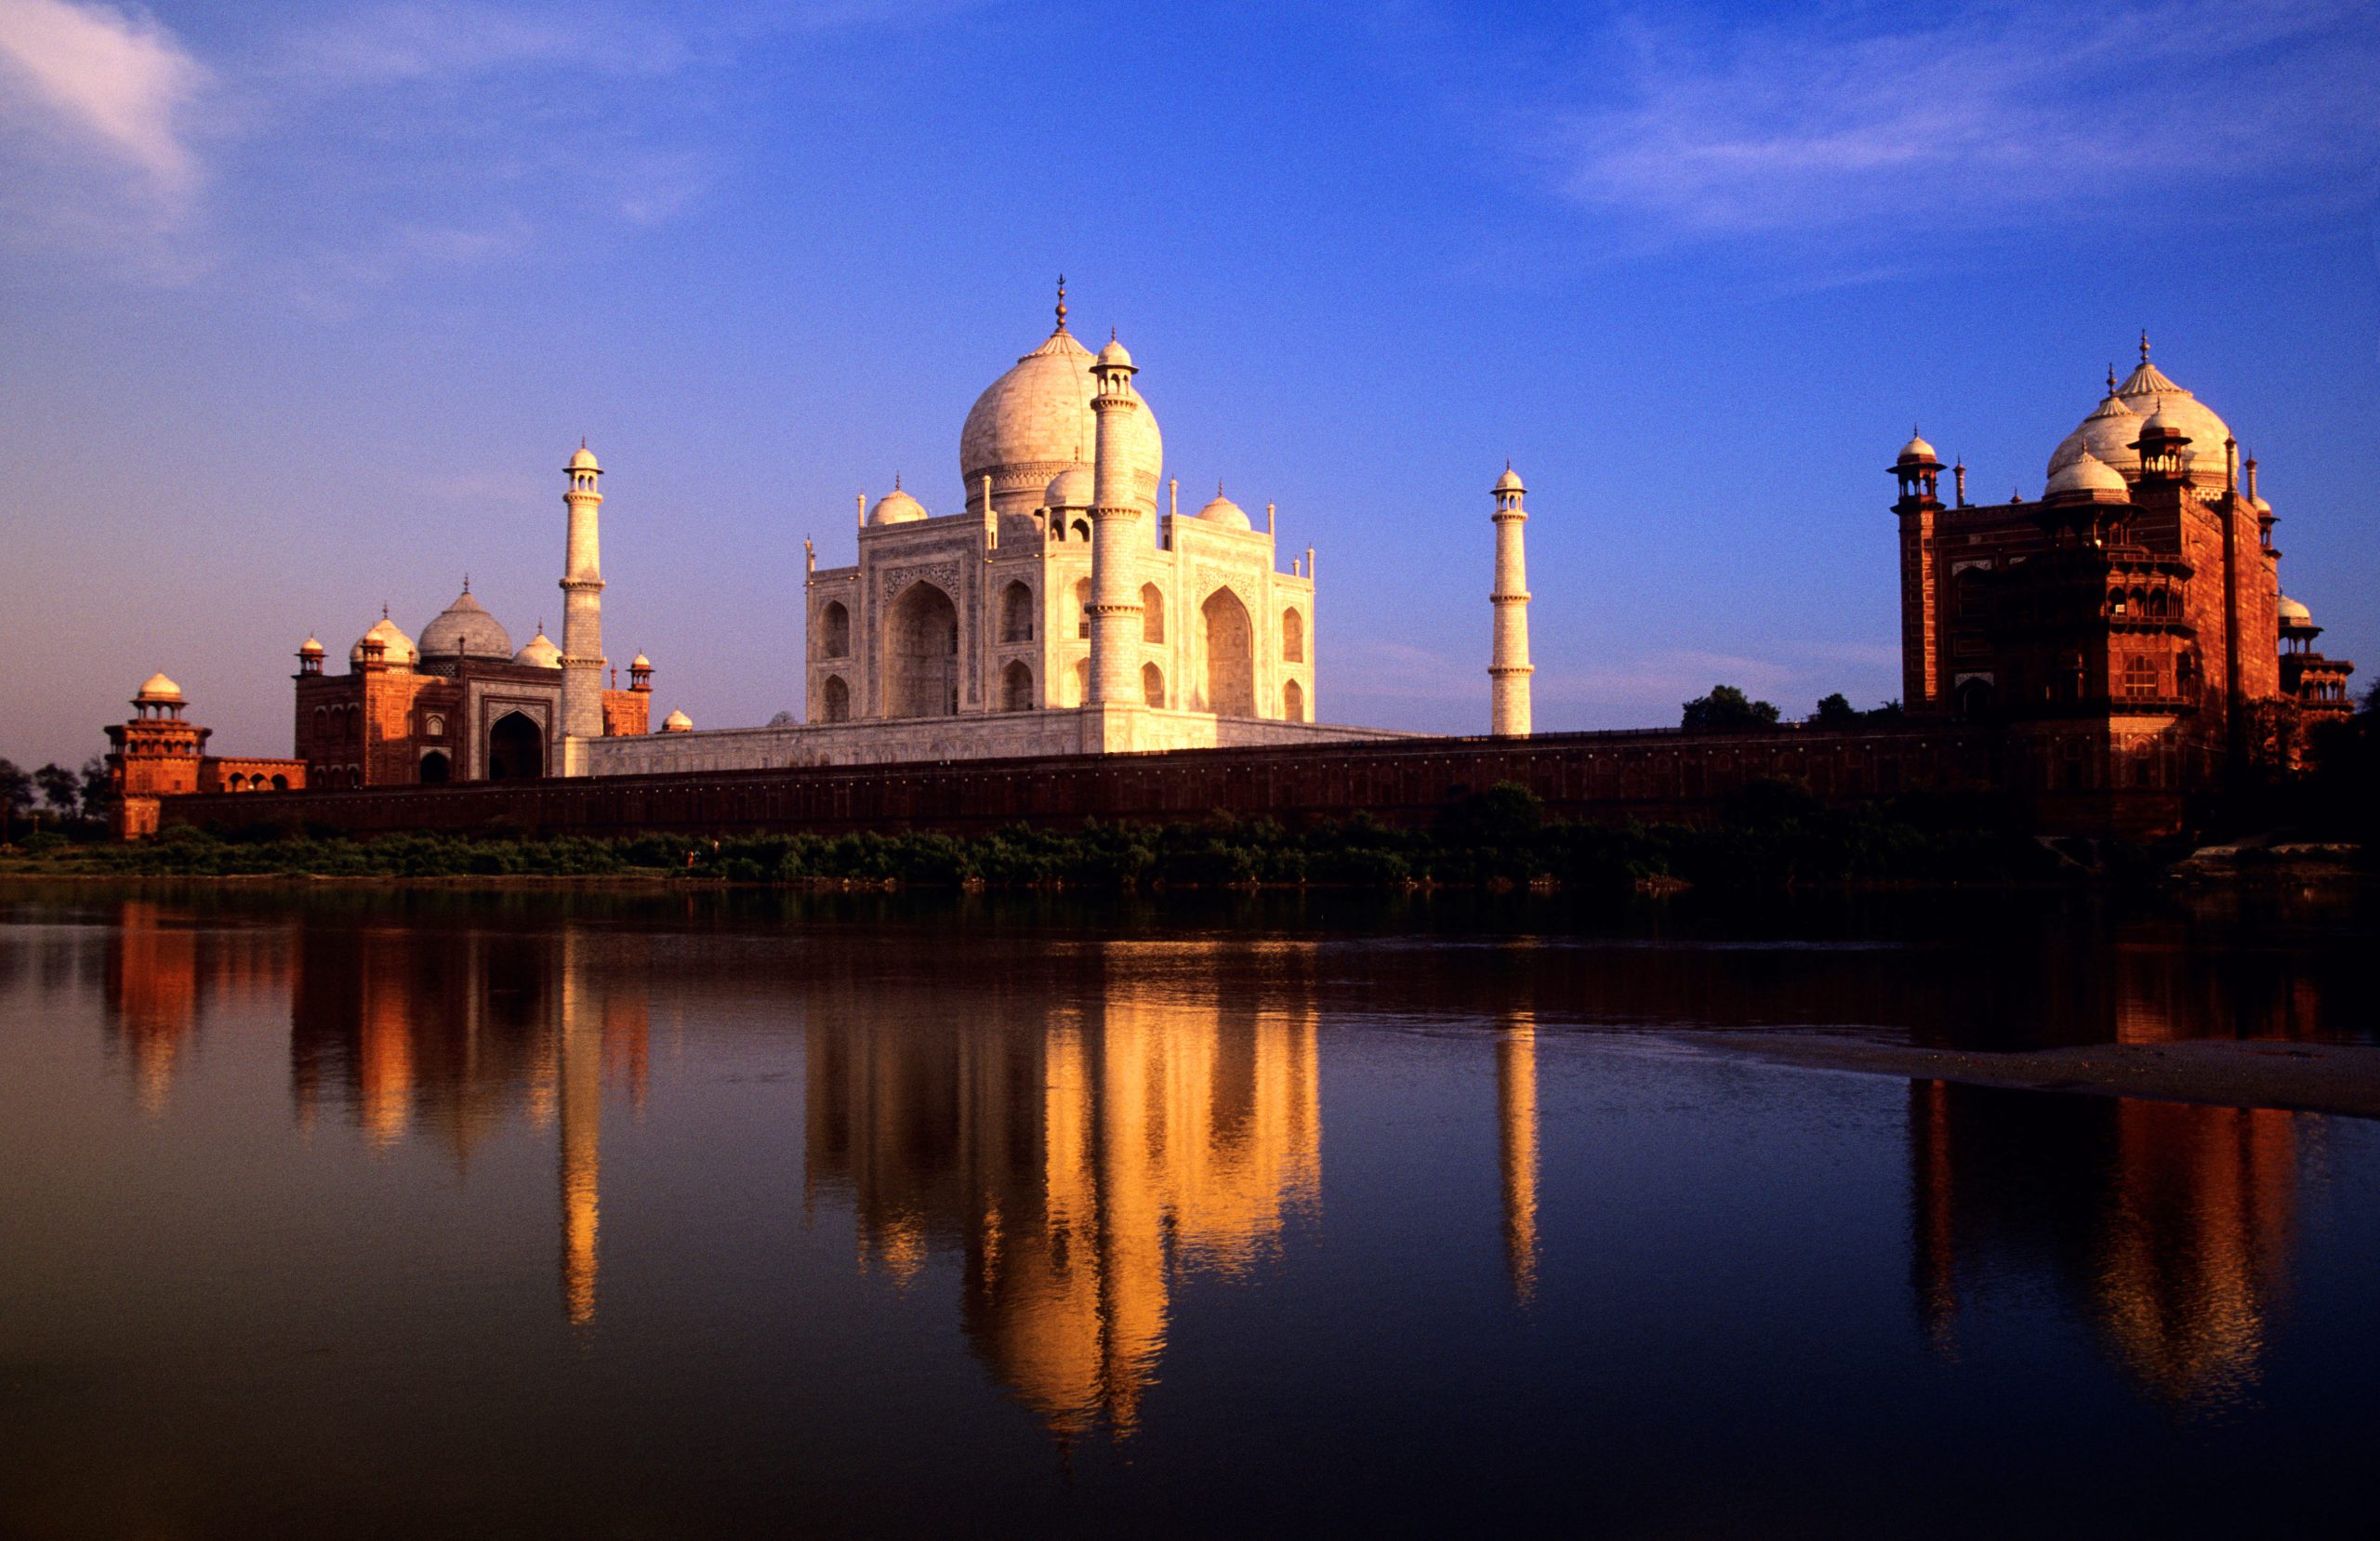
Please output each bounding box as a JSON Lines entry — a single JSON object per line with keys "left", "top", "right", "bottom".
{"left": 90, "top": 902, "right": 2336, "bottom": 1429}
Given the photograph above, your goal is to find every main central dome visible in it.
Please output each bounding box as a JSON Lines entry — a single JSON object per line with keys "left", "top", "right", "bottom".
{"left": 959, "top": 305, "right": 1162, "bottom": 517}
{"left": 2047, "top": 345, "right": 2235, "bottom": 494}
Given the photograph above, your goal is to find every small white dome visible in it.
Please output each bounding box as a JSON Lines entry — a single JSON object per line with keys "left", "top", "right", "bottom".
{"left": 2253, "top": 494, "right": 2273, "bottom": 513}
{"left": 661, "top": 709, "right": 693, "bottom": 732}
{"left": 1197, "top": 490, "right": 1251, "bottom": 530}
{"left": 2278, "top": 596, "right": 2314, "bottom": 626}
{"left": 350, "top": 616, "right": 417, "bottom": 668}
{"left": 567, "top": 443, "right": 600, "bottom": 472}
{"left": 298, "top": 637, "right": 324, "bottom": 656}
{"left": 1044, "top": 463, "right": 1094, "bottom": 508}
{"left": 513, "top": 631, "right": 562, "bottom": 668}
{"left": 870, "top": 487, "right": 928, "bottom": 525}
{"left": 1493, "top": 465, "right": 1525, "bottom": 494}
{"left": 2045, "top": 449, "right": 2130, "bottom": 498}
{"left": 1897, "top": 430, "right": 1938, "bottom": 463}
{"left": 629, "top": 652, "right": 651, "bottom": 670}
{"left": 136, "top": 672, "right": 182, "bottom": 702}
{"left": 1096, "top": 336, "right": 1133, "bottom": 369}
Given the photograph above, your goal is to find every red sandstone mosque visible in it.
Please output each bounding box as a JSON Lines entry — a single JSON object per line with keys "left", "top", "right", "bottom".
{"left": 104, "top": 324, "right": 2353, "bottom": 839}
{"left": 1889, "top": 335, "right": 2353, "bottom": 823}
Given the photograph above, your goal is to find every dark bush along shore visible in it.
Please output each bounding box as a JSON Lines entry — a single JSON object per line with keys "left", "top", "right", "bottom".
{"left": 0, "top": 782, "right": 2231, "bottom": 892}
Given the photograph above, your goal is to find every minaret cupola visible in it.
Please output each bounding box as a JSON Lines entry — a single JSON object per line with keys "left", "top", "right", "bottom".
{"left": 1890, "top": 428, "right": 1943, "bottom": 511}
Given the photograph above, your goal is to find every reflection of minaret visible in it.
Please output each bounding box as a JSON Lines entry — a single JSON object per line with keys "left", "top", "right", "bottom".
{"left": 1497, "top": 1011, "right": 1540, "bottom": 1306}
{"left": 558, "top": 928, "right": 602, "bottom": 1327}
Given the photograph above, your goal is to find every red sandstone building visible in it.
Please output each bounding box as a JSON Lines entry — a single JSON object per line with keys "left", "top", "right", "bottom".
{"left": 291, "top": 586, "right": 652, "bottom": 790}
{"left": 105, "top": 674, "right": 307, "bottom": 837}
{"left": 1892, "top": 340, "right": 2352, "bottom": 826}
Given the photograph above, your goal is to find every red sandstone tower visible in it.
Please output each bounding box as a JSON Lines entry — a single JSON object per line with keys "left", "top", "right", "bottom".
{"left": 106, "top": 675, "right": 210, "bottom": 838}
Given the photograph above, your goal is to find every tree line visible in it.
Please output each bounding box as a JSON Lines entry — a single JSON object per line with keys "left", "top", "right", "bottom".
{"left": 0, "top": 757, "right": 113, "bottom": 841}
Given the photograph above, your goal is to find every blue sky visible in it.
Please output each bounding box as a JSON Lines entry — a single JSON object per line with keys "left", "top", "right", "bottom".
{"left": 2, "top": 0, "right": 2374, "bottom": 767}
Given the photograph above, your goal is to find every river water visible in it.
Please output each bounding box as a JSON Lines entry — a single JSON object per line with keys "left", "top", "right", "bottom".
{"left": 1, "top": 881, "right": 2374, "bottom": 1537}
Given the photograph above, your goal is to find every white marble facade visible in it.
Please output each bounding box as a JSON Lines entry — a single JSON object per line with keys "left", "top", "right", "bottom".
{"left": 805, "top": 297, "right": 1319, "bottom": 732}
{"left": 580, "top": 288, "right": 1387, "bottom": 777}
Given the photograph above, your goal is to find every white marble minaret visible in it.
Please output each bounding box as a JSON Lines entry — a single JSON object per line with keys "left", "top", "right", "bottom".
{"left": 558, "top": 442, "right": 606, "bottom": 747}
{"left": 1489, "top": 464, "right": 1533, "bottom": 737}
{"left": 1086, "top": 334, "right": 1144, "bottom": 710}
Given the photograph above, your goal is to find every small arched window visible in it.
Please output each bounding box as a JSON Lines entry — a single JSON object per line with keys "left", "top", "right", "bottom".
{"left": 1142, "top": 584, "right": 1165, "bottom": 643}
{"left": 820, "top": 601, "right": 851, "bottom": 658}
{"left": 998, "top": 582, "right": 1034, "bottom": 644}
{"left": 1072, "top": 657, "right": 1089, "bottom": 706}
{"left": 271, "top": 774, "right": 289, "bottom": 792}
{"left": 1283, "top": 678, "right": 1305, "bottom": 722}
{"left": 1142, "top": 661, "right": 1165, "bottom": 707}
{"left": 821, "top": 675, "right": 851, "bottom": 723}
{"left": 1076, "top": 577, "right": 1091, "bottom": 639}
{"left": 1000, "top": 661, "right": 1034, "bottom": 711}
{"left": 1282, "top": 608, "right": 1305, "bottom": 664}
{"left": 425, "top": 714, "right": 445, "bottom": 737}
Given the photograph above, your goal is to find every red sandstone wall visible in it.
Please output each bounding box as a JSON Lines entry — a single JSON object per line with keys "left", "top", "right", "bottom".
{"left": 156, "top": 724, "right": 2052, "bottom": 840}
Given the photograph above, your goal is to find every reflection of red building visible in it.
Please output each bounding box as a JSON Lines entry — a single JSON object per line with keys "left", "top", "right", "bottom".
{"left": 284, "top": 918, "right": 644, "bottom": 1325}
{"left": 99, "top": 900, "right": 297, "bottom": 1113}
{"left": 1910, "top": 1080, "right": 2295, "bottom": 1404}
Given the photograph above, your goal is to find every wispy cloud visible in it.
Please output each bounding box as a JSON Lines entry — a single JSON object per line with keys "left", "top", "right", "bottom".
{"left": 271, "top": 1, "right": 693, "bottom": 88}
{"left": 0, "top": 0, "right": 964, "bottom": 283}
{"left": 0, "top": 0, "right": 205, "bottom": 190}
{"left": 0, "top": 0, "right": 209, "bottom": 269}
{"left": 1531, "top": 0, "right": 2380, "bottom": 247}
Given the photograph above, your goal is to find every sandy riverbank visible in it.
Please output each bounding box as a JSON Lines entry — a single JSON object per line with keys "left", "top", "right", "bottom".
{"left": 1679, "top": 1032, "right": 2380, "bottom": 1120}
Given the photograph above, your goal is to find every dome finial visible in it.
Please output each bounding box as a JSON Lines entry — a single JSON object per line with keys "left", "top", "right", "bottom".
{"left": 1054, "top": 274, "right": 1067, "bottom": 333}
{"left": 2139, "top": 329, "right": 2150, "bottom": 363}
{"left": 2107, "top": 363, "right": 2117, "bottom": 393}
{"left": 461, "top": 573, "right": 470, "bottom": 594}
{"left": 893, "top": 471, "right": 902, "bottom": 491}
{"left": 381, "top": 601, "right": 390, "bottom": 619}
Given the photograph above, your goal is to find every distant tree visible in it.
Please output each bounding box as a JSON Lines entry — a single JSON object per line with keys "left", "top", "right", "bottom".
{"left": 79, "top": 757, "right": 117, "bottom": 824}
{"left": 1682, "top": 685, "right": 1780, "bottom": 731}
{"left": 1813, "top": 694, "right": 1906, "bottom": 728}
{"left": 768, "top": 711, "right": 799, "bottom": 727}
{"left": 0, "top": 759, "right": 31, "bottom": 841}
{"left": 34, "top": 763, "right": 78, "bottom": 820}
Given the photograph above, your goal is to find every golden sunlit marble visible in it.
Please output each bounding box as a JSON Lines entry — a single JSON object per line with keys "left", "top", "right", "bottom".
{"left": 805, "top": 947, "right": 1321, "bottom": 1439}
{"left": 1497, "top": 1013, "right": 1540, "bottom": 1306}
